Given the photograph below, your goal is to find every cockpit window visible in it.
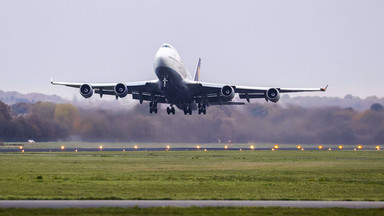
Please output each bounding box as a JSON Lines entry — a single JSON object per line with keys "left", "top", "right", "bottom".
{"left": 162, "top": 44, "right": 171, "bottom": 48}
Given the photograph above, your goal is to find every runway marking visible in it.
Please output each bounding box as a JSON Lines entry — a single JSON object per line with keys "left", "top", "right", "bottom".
{"left": 1, "top": 200, "right": 384, "bottom": 209}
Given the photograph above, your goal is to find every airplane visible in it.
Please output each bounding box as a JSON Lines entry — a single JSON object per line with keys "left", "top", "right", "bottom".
{"left": 51, "top": 43, "right": 327, "bottom": 115}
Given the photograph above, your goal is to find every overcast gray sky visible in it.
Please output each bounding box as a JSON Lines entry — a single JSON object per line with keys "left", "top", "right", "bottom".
{"left": 0, "top": 0, "right": 383, "bottom": 99}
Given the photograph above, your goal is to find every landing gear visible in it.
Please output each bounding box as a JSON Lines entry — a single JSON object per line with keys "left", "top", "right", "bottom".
{"left": 149, "top": 102, "right": 158, "bottom": 114}
{"left": 166, "top": 106, "right": 175, "bottom": 115}
{"left": 198, "top": 108, "right": 206, "bottom": 115}
{"left": 183, "top": 107, "right": 192, "bottom": 115}
{"left": 198, "top": 102, "right": 207, "bottom": 115}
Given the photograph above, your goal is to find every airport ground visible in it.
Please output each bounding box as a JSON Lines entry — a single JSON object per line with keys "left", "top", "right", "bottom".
{"left": 1, "top": 143, "right": 384, "bottom": 215}
{"left": 0, "top": 146, "right": 383, "bottom": 200}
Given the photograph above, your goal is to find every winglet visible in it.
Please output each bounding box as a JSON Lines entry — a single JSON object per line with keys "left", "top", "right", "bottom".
{"left": 50, "top": 77, "right": 53, "bottom": 84}
{"left": 193, "top": 58, "right": 201, "bottom": 81}
{"left": 321, "top": 84, "right": 328, "bottom": 91}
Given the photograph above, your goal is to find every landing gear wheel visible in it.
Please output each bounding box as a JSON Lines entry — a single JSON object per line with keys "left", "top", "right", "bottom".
{"left": 167, "top": 107, "right": 175, "bottom": 115}
{"left": 184, "top": 106, "right": 193, "bottom": 115}
{"left": 149, "top": 101, "right": 158, "bottom": 114}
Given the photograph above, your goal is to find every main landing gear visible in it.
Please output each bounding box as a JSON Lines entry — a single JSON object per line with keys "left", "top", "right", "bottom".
{"left": 149, "top": 103, "right": 206, "bottom": 115}
{"left": 149, "top": 102, "right": 157, "bottom": 114}
{"left": 198, "top": 103, "right": 207, "bottom": 115}
{"left": 183, "top": 107, "right": 192, "bottom": 115}
{"left": 166, "top": 106, "right": 175, "bottom": 115}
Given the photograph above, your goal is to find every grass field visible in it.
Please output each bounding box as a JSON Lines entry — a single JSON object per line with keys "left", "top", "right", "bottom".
{"left": 1, "top": 207, "right": 384, "bottom": 216}
{"left": 0, "top": 150, "right": 383, "bottom": 201}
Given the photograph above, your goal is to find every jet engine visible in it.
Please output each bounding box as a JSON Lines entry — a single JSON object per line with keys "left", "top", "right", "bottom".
{"left": 266, "top": 88, "right": 280, "bottom": 103}
{"left": 221, "top": 85, "right": 235, "bottom": 101}
{"left": 79, "top": 84, "right": 93, "bottom": 98}
{"left": 114, "top": 83, "right": 128, "bottom": 98}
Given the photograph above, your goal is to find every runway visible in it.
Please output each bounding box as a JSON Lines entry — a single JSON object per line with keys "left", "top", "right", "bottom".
{"left": 1, "top": 200, "right": 384, "bottom": 209}
{"left": 0, "top": 147, "right": 285, "bottom": 152}
{"left": 0, "top": 147, "right": 367, "bottom": 152}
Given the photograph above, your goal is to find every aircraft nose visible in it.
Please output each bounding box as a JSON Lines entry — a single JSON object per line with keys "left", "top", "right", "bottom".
{"left": 154, "top": 49, "right": 171, "bottom": 69}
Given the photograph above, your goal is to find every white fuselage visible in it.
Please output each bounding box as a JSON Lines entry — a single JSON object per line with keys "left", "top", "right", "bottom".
{"left": 154, "top": 44, "right": 191, "bottom": 79}
{"left": 153, "top": 44, "right": 197, "bottom": 110}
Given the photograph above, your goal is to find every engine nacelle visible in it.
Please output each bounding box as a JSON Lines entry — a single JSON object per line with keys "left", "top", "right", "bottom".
{"left": 266, "top": 88, "right": 280, "bottom": 103}
{"left": 114, "top": 83, "right": 128, "bottom": 98}
{"left": 79, "top": 84, "right": 93, "bottom": 98}
{"left": 221, "top": 85, "right": 235, "bottom": 101}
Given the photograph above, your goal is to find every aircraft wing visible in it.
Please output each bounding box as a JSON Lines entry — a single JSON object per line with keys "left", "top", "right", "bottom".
{"left": 234, "top": 85, "right": 327, "bottom": 94}
{"left": 186, "top": 80, "right": 327, "bottom": 104}
{"left": 50, "top": 80, "right": 117, "bottom": 89}
{"left": 51, "top": 79, "right": 165, "bottom": 103}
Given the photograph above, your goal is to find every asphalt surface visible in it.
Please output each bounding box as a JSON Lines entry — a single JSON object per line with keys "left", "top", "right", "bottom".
{"left": 0, "top": 147, "right": 363, "bottom": 152}
{"left": 0, "top": 147, "right": 282, "bottom": 152}
{"left": 1, "top": 200, "right": 384, "bottom": 209}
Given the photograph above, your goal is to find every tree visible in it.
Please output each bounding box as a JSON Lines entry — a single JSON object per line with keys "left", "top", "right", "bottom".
{"left": 370, "top": 103, "right": 383, "bottom": 112}
{"left": 0, "top": 100, "right": 12, "bottom": 122}
{"left": 54, "top": 104, "right": 79, "bottom": 130}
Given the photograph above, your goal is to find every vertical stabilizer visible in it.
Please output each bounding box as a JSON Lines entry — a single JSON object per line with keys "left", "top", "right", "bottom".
{"left": 193, "top": 58, "right": 201, "bottom": 81}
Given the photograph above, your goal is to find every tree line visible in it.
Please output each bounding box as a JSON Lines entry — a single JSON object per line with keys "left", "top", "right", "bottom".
{"left": 0, "top": 100, "right": 383, "bottom": 144}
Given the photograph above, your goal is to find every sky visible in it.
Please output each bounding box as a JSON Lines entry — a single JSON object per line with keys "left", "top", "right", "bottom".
{"left": 0, "top": 0, "right": 383, "bottom": 99}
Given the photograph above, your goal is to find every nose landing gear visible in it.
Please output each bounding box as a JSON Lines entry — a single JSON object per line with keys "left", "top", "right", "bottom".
{"left": 166, "top": 106, "right": 175, "bottom": 115}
